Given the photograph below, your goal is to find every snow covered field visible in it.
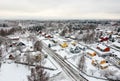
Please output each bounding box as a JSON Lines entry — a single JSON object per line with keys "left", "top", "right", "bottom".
{"left": 0, "top": 61, "right": 30, "bottom": 81}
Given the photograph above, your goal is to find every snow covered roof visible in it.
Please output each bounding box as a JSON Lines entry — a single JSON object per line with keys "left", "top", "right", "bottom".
{"left": 8, "top": 36, "right": 19, "bottom": 40}
{"left": 100, "top": 63, "right": 108, "bottom": 67}
{"left": 78, "top": 44, "right": 85, "bottom": 49}
{"left": 97, "top": 44, "right": 108, "bottom": 50}
{"left": 86, "top": 49, "right": 95, "bottom": 54}
{"left": 92, "top": 56, "right": 105, "bottom": 63}
{"left": 17, "top": 42, "right": 25, "bottom": 46}
{"left": 31, "top": 51, "right": 41, "bottom": 56}
{"left": 99, "top": 30, "right": 103, "bottom": 32}
{"left": 113, "top": 42, "right": 120, "bottom": 48}
{"left": 70, "top": 35, "right": 76, "bottom": 39}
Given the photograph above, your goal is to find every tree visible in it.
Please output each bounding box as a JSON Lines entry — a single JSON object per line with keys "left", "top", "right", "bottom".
{"left": 34, "top": 41, "right": 42, "bottom": 51}
{"left": 60, "top": 29, "right": 66, "bottom": 36}
{"left": 28, "top": 65, "right": 49, "bottom": 81}
{"left": 79, "top": 30, "right": 83, "bottom": 34}
{"left": 0, "top": 29, "right": 6, "bottom": 36}
{"left": 117, "top": 27, "right": 120, "bottom": 32}
{"left": 82, "top": 34, "right": 87, "bottom": 44}
{"left": 9, "top": 28, "right": 15, "bottom": 34}
{"left": 25, "top": 51, "right": 34, "bottom": 65}
{"left": 99, "top": 32, "right": 103, "bottom": 38}
{"left": 3, "top": 23, "right": 8, "bottom": 27}
{"left": 109, "top": 34, "right": 112, "bottom": 39}
{"left": 111, "top": 38, "right": 115, "bottom": 42}
{"left": 0, "top": 49, "right": 2, "bottom": 57}
{"left": 78, "top": 54, "right": 85, "bottom": 71}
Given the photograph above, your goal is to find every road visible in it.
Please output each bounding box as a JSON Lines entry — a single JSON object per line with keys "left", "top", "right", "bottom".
{"left": 42, "top": 41, "right": 88, "bottom": 81}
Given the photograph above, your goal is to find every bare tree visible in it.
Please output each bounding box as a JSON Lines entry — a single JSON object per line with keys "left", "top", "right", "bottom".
{"left": 82, "top": 30, "right": 96, "bottom": 44}
{"left": 25, "top": 51, "right": 34, "bottom": 65}
{"left": 78, "top": 54, "right": 85, "bottom": 71}
{"left": 82, "top": 34, "right": 87, "bottom": 44}
{"left": 34, "top": 41, "right": 42, "bottom": 51}
{"left": 28, "top": 65, "right": 49, "bottom": 81}
{"left": 0, "top": 49, "right": 2, "bottom": 57}
{"left": 60, "top": 29, "right": 67, "bottom": 36}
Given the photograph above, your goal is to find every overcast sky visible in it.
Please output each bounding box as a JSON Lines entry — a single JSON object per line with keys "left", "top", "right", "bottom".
{"left": 0, "top": 0, "right": 120, "bottom": 19}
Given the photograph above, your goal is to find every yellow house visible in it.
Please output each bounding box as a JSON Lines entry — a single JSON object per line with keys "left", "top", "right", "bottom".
{"left": 86, "top": 50, "right": 96, "bottom": 57}
{"left": 60, "top": 42, "right": 68, "bottom": 48}
{"left": 100, "top": 60, "right": 108, "bottom": 69}
{"left": 92, "top": 57, "right": 108, "bottom": 69}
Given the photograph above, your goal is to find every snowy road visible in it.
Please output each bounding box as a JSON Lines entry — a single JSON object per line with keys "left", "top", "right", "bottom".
{"left": 42, "top": 41, "right": 88, "bottom": 81}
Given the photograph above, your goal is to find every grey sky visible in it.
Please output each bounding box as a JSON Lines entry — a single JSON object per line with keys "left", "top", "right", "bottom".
{"left": 0, "top": 0, "right": 120, "bottom": 19}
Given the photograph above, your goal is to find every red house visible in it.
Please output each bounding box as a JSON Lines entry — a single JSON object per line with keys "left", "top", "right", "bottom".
{"left": 45, "top": 34, "right": 53, "bottom": 38}
{"left": 99, "top": 36, "right": 109, "bottom": 42}
{"left": 97, "top": 44, "right": 110, "bottom": 52}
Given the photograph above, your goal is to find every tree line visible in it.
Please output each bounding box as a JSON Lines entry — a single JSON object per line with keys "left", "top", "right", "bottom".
{"left": 0, "top": 23, "right": 8, "bottom": 27}
{"left": 28, "top": 26, "right": 44, "bottom": 32}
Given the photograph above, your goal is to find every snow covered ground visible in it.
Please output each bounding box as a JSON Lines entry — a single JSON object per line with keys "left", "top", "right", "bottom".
{"left": 42, "top": 33, "right": 120, "bottom": 81}
{"left": 0, "top": 61, "right": 30, "bottom": 81}
{"left": 0, "top": 26, "right": 120, "bottom": 81}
